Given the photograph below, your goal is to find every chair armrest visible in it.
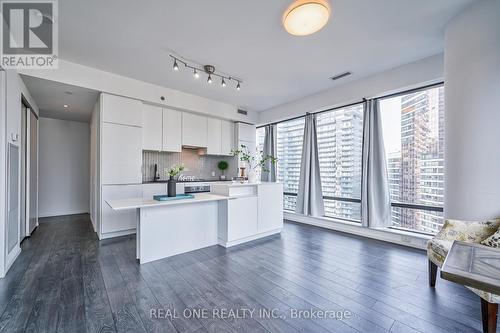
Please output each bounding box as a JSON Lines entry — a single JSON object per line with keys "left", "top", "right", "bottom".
{"left": 434, "top": 218, "right": 500, "bottom": 243}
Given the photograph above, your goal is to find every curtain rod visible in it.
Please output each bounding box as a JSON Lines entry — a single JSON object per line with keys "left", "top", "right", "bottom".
{"left": 257, "top": 81, "right": 444, "bottom": 129}
{"left": 257, "top": 100, "right": 364, "bottom": 128}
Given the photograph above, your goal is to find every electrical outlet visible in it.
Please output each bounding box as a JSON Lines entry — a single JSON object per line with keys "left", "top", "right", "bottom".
{"left": 401, "top": 235, "right": 412, "bottom": 243}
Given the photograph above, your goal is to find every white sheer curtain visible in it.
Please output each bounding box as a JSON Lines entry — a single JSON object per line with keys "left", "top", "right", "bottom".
{"left": 261, "top": 124, "right": 277, "bottom": 182}
{"left": 296, "top": 113, "right": 324, "bottom": 217}
{"left": 361, "top": 99, "right": 391, "bottom": 228}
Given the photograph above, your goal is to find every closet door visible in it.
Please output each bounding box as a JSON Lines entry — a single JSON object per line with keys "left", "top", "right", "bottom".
{"left": 7, "top": 144, "right": 19, "bottom": 253}
{"left": 28, "top": 110, "right": 38, "bottom": 234}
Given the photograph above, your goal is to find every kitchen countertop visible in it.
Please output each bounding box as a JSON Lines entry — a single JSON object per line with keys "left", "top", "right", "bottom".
{"left": 210, "top": 181, "right": 282, "bottom": 187}
{"left": 107, "top": 193, "right": 232, "bottom": 210}
{"left": 142, "top": 179, "right": 234, "bottom": 184}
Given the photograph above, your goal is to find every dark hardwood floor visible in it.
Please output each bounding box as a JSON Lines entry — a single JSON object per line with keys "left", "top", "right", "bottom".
{"left": 0, "top": 214, "right": 494, "bottom": 333}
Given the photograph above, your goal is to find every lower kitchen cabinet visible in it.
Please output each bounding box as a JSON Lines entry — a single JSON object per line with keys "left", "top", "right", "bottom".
{"left": 101, "top": 184, "right": 142, "bottom": 236}
{"left": 142, "top": 183, "right": 166, "bottom": 200}
{"left": 142, "top": 183, "right": 184, "bottom": 199}
{"left": 258, "top": 184, "right": 284, "bottom": 233}
{"left": 226, "top": 196, "right": 258, "bottom": 241}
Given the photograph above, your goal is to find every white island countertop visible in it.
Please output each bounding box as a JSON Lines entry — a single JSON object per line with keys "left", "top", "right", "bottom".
{"left": 209, "top": 181, "right": 281, "bottom": 187}
{"left": 107, "top": 192, "right": 231, "bottom": 211}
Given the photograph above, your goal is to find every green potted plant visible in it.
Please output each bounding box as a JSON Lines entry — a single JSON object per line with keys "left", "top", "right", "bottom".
{"left": 165, "top": 164, "right": 185, "bottom": 197}
{"left": 231, "top": 145, "right": 277, "bottom": 183}
{"left": 217, "top": 160, "right": 229, "bottom": 180}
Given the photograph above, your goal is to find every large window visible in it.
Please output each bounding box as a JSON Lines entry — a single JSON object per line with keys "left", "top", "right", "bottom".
{"left": 317, "top": 104, "right": 364, "bottom": 221}
{"left": 276, "top": 118, "right": 305, "bottom": 211}
{"left": 380, "top": 85, "right": 444, "bottom": 234}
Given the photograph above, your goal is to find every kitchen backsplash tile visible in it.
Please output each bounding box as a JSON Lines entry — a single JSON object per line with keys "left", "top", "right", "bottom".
{"left": 142, "top": 149, "right": 238, "bottom": 182}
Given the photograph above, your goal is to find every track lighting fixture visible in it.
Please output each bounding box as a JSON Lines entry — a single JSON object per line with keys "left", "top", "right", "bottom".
{"left": 169, "top": 54, "right": 243, "bottom": 92}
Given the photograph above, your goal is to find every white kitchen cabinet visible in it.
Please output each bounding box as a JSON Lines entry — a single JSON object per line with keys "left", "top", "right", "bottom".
{"left": 101, "top": 185, "right": 142, "bottom": 234}
{"left": 102, "top": 94, "right": 142, "bottom": 127}
{"left": 162, "top": 108, "right": 182, "bottom": 152}
{"left": 258, "top": 184, "right": 284, "bottom": 233}
{"left": 182, "top": 113, "right": 207, "bottom": 147}
{"left": 206, "top": 118, "right": 222, "bottom": 155}
{"left": 221, "top": 120, "right": 234, "bottom": 156}
{"left": 235, "top": 122, "right": 256, "bottom": 143}
{"left": 142, "top": 183, "right": 166, "bottom": 200}
{"left": 226, "top": 196, "right": 258, "bottom": 242}
{"left": 143, "top": 183, "right": 184, "bottom": 200}
{"left": 102, "top": 122, "right": 142, "bottom": 185}
{"left": 142, "top": 104, "right": 162, "bottom": 151}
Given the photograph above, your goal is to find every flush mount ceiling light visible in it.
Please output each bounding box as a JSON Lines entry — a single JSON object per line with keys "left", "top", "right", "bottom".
{"left": 169, "top": 54, "right": 243, "bottom": 91}
{"left": 283, "top": 0, "right": 331, "bottom": 36}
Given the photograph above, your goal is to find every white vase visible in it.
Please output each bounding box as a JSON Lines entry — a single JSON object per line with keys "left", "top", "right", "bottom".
{"left": 247, "top": 169, "right": 258, "bottom": 183}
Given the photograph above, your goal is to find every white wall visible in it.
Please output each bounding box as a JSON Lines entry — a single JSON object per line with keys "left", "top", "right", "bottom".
{"left": 1, "top": 70, "right": 40, "bottom": 278}
{"left": 444, "top": 0, "right": 500, "bottom": 220}
{"left": 20, "top": 60, "right": 258, "bottom": 124}
{"left": 39, "top": 117, "right": 90, "bottom": 217}
{"left": 258, "top": 54, "right": 444, "bottom": 125}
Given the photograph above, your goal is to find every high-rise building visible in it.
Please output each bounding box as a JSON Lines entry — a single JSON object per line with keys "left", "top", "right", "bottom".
{"left": 386, "top": 87, "right": 445, "bottom": 233}
{"left": 276, "top": 118, "right": 305, "bottom": 210}
{"left": 317, "top": 105, "right": 363, "bottom": 221}
{"left": 387, "top": 152, "right": 402, "bottom": 227}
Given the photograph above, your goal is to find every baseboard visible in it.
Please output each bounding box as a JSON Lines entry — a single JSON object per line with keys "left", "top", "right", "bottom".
{"left": 284, "top": 212, "right": 429, "bottom": 250}
{"left": 39, "top": 210, "right": 89, "bottom": 218}
{"left": 2, "top": 247, "right": 21, "bottom": 278}
{"left": 99, "top": 228, "right": 136, "bottom": 240}
{"left": 219, "top": 229, "right": 282, "bottom": 248}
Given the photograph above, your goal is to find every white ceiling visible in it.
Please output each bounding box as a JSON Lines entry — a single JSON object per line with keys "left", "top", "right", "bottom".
{"left": 21, "top": 75, "right": 99, "bottom": 122}
{"left": 58, "top": 0, "right": 474, "bottom": 112}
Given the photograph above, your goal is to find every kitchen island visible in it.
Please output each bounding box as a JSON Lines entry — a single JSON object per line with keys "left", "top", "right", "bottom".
{"left": 107, "top": 182, "right": 283, "bottom": 264}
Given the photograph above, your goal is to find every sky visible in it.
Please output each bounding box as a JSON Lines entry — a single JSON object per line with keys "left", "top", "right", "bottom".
{"left": 380, "top": 96, "right": 402, "bottom": 155}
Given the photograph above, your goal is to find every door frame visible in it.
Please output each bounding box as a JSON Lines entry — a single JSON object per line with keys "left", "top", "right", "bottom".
{"left": 22, "top": 95, "right": 38, "bottom": 238}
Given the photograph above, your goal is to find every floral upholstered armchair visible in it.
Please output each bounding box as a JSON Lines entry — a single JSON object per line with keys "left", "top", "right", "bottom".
{"left": 427, "top": 218, "right": 500, "bottom": 331}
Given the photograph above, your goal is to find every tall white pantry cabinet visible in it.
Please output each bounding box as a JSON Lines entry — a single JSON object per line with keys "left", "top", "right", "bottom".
{"left": 92, "top": 93, "right": 253, "bottom": 240}
{"left": 97, "top": 94, "right": 143, "bottom": 239}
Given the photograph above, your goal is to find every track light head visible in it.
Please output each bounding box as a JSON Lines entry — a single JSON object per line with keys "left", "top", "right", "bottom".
{"left": 193, "top": 69, "right": 199, "bottom": 79}
{"left": 236, "top": 81, "right": 241, "bottom": 91}
{"left": 207, "top": 74, "right": 212, "bottom": 84}
{"left": 221, "top": 78, "right": 226, "bottom": 87}
{"left": 173, "top": 59, "right": 179, "bottom": 71}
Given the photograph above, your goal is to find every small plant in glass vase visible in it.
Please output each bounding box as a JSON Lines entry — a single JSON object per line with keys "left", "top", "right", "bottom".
{"left": 165, "top": 164, "right": 185, "bottom": 197}
{"left": 231, "top": 145, "right": 277, "bottom": 183}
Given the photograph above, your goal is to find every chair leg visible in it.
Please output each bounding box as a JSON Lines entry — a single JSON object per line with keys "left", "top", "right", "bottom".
{"left": 428, "top": 260, "right": 438, "bottom": 287}
{"left": 481, "top": 299, "right": 498, "bottom": 333}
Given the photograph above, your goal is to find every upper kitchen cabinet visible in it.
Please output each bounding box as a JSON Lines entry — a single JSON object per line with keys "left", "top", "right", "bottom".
{"left": 142, "top": 104, "right": 162, "bottom": 151}
{"left": 102, "top": 93, "right": 142, "bottom": 127}
{"left": 206, "top": 118, "right": 222, "bottom": 155}
{"left": 182, "top": 113, "right": 207, "bottom": 147}
{"left": 235, "top": 122, "right": 256, "bottom": 143}
{"left": 162, "top": 108, "right": 182, "bottom": 152}
{"left": 221, "top": 120, "right": 234, "bottom": 156}
{"left": 142, "top": 104, "right": 182, "bottom": 152}
{"left": 101, "top": 122, "right": 142, "bottom": 185}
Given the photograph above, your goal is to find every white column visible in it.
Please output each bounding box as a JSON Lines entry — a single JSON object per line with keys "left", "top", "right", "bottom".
{"left": 444, "top": 0, "right": 500, "bottom": 220}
